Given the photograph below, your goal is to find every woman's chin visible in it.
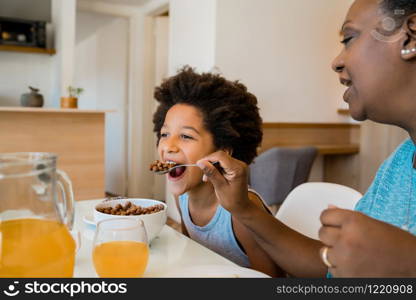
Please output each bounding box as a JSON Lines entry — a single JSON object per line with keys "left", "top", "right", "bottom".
{"left": 350, "top": 109, "right": 367, "bottom": 122}
{"left": 347, "top": 104, "right": 366, "bottom": 122}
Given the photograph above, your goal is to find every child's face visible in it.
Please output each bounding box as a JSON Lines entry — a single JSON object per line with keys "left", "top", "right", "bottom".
{"left": 157, "top": 103, "right": 217, "bottom": 196}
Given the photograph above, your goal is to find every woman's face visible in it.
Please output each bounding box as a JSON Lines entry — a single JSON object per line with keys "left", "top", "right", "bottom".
{"left": 157, "top": 103, "right": 217, "bottom": 196}
{"left": 332, "top": 0, "right": 411, "bottom": 124}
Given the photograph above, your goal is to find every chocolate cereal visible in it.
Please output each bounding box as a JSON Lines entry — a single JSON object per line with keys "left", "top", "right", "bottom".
{"left": 149, "top": 160, "right": 177, "bottom": 173}
{"left": 97, "top": 201, "right": 164, "bottom": 216}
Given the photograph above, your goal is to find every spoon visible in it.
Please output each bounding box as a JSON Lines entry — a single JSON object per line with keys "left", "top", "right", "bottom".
{"left": 155, "top": 161, "right": 220, "bottom": 175}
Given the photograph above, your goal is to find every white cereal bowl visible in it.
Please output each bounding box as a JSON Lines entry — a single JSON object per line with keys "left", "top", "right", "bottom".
{"left": 94, "top": 198, "right": 167, "bottom": 242}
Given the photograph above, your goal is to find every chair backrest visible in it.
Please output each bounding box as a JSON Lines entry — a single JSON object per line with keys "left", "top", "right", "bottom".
{"left": 249, "top": 147, "right": 317, "bottom": 206}
{"left": 275, "top": 182, "right": 362, "bottom": 240}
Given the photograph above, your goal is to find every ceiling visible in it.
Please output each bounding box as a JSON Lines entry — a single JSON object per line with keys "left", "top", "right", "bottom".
{"left": 82, "top": 0, "right": 151, "bottom": 7}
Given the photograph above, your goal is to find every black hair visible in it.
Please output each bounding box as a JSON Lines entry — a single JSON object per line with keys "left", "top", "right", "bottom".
{"left": 152, "top": 66, "right": 263, "bottom": 165}
{"left": 380, "top": 0, "right": 416, "bottom": 29}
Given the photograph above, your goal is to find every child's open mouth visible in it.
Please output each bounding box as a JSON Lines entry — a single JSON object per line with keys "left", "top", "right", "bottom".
{"left": 168, "top": 166, "right": 186, "bottom": 179}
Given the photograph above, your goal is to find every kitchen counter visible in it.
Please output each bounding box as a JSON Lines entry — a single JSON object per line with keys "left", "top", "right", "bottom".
{"left": 0, "top": 106, "right": 114, "bottom": 200}
{"left": 0, "top": 107, "right": 114, "bottom": 113}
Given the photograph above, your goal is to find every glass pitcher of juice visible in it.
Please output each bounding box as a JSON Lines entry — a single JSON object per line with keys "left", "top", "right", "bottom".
{"left": 0, "top": 153, "right": 76, "bottom": 277}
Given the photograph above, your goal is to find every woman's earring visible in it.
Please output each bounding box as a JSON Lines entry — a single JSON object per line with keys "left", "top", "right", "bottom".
{"left": 402, "top": 48, "right": 416, "bottom": 55}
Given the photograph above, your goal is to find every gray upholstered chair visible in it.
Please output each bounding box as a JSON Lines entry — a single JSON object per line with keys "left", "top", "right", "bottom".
{"left": 248, "top": 146, "right": 317, "bottom": 214}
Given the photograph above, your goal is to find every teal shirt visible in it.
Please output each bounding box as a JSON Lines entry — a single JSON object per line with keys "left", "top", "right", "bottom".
{"left": 328, "top": 139, "right": 416, "bottom": 278}
{"left": 355, "top": 139, "right": 416, "bottom": 234}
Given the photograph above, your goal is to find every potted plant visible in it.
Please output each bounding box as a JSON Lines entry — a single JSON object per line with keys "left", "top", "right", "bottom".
{"left": 61, "top": 86, "right": 84, "bottom": 109}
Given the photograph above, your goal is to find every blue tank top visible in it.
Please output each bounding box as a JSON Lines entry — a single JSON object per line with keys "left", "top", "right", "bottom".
{"left": 178, "top": 193, "right": 250, "bottom": 267}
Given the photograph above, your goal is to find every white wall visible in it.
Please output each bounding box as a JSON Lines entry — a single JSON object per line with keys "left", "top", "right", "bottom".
{"left": 0, "top": 0, "right": 51, "bottom": 21}
{"left": 52, "top": 0, "right": 77, "bottom": 105}
{"left": 0, "top": 53, "right": 54, "bottom": 106}
{"left": 75, "top": 11, "right": 129, "bottom": 195}
{"left": 154, "top": 16, "right": 182, "bottom": 222}
{"left": 153, "top": 16, "right": 170, "bottom": 202}
{"left": 169, "top": 0, "right": 216, "bottom": 74}
{"left": 0, "top": 0, "right": 77, "bottom": 108}
{"left": 168, "top": 0, "right": 353, "bottom": 123}
{"left": 75, "top": 1, "right": 162, "bottom": 200}
{"left": 0, "top": 0, "right": 55, "bottom": 107}
{"left": 165, "top": 0, "right": 354, "bottom": 186}
{"left": 215, "top": 0, "right": 354, "bottom": 123}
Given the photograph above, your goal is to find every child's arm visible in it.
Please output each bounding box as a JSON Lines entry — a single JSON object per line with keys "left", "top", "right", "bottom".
{"left": 232, "top": 192, "right": 285, "bottom": 277}
{"left": 174, "top": 195, "right": 190, "bottom": 237}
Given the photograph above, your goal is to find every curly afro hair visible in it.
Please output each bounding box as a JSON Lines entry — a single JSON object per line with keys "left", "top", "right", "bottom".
{"left": 152, "top": 66, "right": 263, "bottom": 165}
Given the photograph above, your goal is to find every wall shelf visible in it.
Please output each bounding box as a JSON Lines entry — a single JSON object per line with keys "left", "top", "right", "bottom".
{"left": 261, "top": 122, "right": 361, "bottom": 189}
{"left": 337, "top": 108, "right": 350, "bottom": 115}
{"left": 261, "top": 122, "right": 360, "bottom": 155}
{"left": 0, "top": 45, "right": 56, "bottom": 55}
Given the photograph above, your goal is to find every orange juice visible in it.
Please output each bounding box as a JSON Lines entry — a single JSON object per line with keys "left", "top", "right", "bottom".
{"left": 0, "top": 218, "right": 76, "bottom": 277}
{"left": 93, "top": 241, "right": 149, "bottom": 277}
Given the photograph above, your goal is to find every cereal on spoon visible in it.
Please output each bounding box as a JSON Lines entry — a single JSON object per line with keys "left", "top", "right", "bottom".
{"left": 149, "top": 160, "right": 177, "bottom": 173}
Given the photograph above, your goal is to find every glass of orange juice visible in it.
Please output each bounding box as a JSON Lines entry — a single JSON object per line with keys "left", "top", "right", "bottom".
{"left": 92, "top": 218, "right": 149, "bottom": 278}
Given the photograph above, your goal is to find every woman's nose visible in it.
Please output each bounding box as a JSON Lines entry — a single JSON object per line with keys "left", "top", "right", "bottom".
{"left": 331, "top": 53, "right": 345, "bottom": 73}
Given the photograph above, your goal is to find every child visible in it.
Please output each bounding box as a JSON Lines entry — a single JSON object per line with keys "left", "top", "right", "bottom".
{"left": 152, "top": 67, "right": 282, "bottom": 277}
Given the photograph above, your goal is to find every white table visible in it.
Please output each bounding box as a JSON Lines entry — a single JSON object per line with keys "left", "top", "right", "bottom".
{"left": 73, "top": 200, "right": 267, "bottom": 277}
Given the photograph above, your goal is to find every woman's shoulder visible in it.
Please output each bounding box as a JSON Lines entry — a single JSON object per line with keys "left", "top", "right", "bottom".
{"left": 355, "top": 138, "right": 414, "bottom": 212}
{"left": 388, "top": 138, "right": 414, "bottom": 159}
{"left": 378, "top": 138, "right": 412, "bottom": 177}
{"left": 378, "top": 138, "right": 414, "bottom": 172}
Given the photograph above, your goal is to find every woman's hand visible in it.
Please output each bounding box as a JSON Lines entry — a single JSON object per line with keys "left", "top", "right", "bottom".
{"left": 196, "top": 151, "right": 252, "bottom": 216}
{"left": 319, "top": 208, "right": 416, "bottom": 277}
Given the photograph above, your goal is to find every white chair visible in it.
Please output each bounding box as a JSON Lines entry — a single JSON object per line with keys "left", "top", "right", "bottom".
{"left": 275, "top": 182, "right": 362, "bottom": 240}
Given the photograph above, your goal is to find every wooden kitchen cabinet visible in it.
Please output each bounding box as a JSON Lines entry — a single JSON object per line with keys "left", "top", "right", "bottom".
{"left": 0, "top": 107, "right": 112, "bottom": 200}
